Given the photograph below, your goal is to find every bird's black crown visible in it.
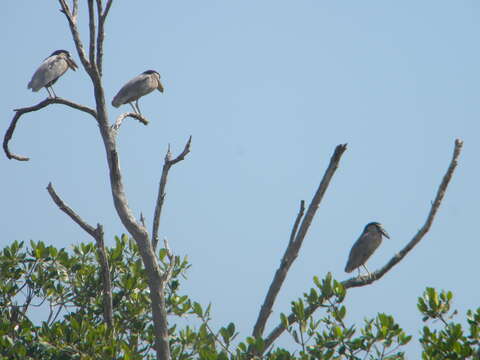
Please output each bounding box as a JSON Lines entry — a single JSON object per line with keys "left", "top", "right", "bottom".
{"left": 143, "top": 70, "right": 159, "bottom": 75}
{"left": 50, "top": 50, "right": 71, "bottom": 56}
{"left": 364, "top": 222, "right": 382, "bottom": 231}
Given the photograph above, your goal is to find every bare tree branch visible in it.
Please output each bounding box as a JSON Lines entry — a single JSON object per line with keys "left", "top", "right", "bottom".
{"left": 152, "top": 137, "right": 192, "bottom": 251}
{"left": 110, "top": 112, "right": 149, "bottom": 135}
{"left": 46, "top": 182, "right": 113, "bottom": 328}
{"left": 59, "top": 0, "right": 91, "bottom": 72}
{"left": 47, "top": 182, "right": 96, "bottom": 236}
{"left": 262, "top": 139, "right": 464, "bottom": 352}
{"left": 87, "top": 0, "right": 96, "bottom": 66}
{"left": 252, "top": 144, "right": 348, "bottom": 339}
{"left": 96, "top": 0, "right": 113, "bottom": 76}
{"left": 289, "top": 200, "right": 306, "bottom": 245}
{"left": 72, "top": 0, "right": 78, "bottom": 17}
{"left": 103, "top": 0, "right": 113, "bottom": 18}
{"left": 3, "top": 98, "right": 97, "bottom": 161}
{"left": 96, "top": 0, "right": 104, "bottom": 76}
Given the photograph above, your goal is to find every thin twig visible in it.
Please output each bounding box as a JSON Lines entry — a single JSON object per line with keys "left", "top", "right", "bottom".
{"left": 163, "top": 238, "right": 173, "bottom": 261}
{"left": 49, "top": 304, "right": 64, "bottom": 326}
{"left": 252, "top": 144, "right": 347, "bottom": 339}
{"left": 200, "top": 314, "right": 235, "bottom": 357}
{"left": 262, "top": 139, "right": 464, "bottom": 352}
{"left": 161, "top": 238, "right": 176, "bottom": 285}
{"left": 46, "top": 182, "right": 113, "bottom": 328}
{"left": 110, "top": 112, "right": 149, "bottom": 135}
{"left": 289, "top": 200, "right": 306, "bottom": 245}
{"left": 152, "top": 137, "right": 192, "bottom": 251}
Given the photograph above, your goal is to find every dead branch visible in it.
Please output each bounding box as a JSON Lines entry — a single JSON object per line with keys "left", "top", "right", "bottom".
{"left": 103, "top": 0, "right": 113, "bottom": 18}
{"left": 262, "top": 139, "right": 464, "bottom": 352}
{"left": 46, "top": 182, "right": 113, "bottom": 328}
{"left": 289, "top": 200, "right": 306, "bottom": 245}
{"left": 95, "top": 0, "right": 113, "bottom": 76}
{"left": 152, "top": 137, "right": 192, "bottom": 251}
{"left": 87, "top": 0, "right": 96, "bottom": 65}
{"left": 110, "top": 112, "right": 149, "bottom": 135}
{"left": 161, "top": 238, "right": 175, "bottom": 285}
{"left": 59, "top": 0, "right": 91, "bottom": 72}
{"left": 10, "top": 4, "right": 178, "bottom": 358}
{"left": 252, "top": 144, "right": 348, "bottom": 339}
{"left": 3, "top": 98, "right": 97, "bottom": 161}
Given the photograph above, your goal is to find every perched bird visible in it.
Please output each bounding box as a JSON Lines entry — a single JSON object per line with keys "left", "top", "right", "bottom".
{"left": 111, "top": 70, "right": 164, "bottom": 114}
{"left": 28, "top": 50, "right": 78, "bottom": 98}
{"left": 345, "top": 222, "right": 390, "bottom": 276}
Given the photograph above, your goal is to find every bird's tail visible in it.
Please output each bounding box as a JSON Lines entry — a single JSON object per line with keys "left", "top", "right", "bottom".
{"left": 344, "top": 264, "right": 354, "bottom": 273}
{"left": 111, "top": 98, "right": 121, "bottom": 108}
{"left": 27, "top": 80, "right": 40, "bottom": 92}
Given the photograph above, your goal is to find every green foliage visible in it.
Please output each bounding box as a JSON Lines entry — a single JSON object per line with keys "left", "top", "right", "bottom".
{"left": 0, "top": 236, "right": 195, "bottom": 359}
{"left": 0, "top": 239, "right": 478, "bottom": 360}
{"left": 283, "top": 273, "right": 410, "bottom": 360}
{"left": 418, "top": 287, "right": 480, "bottom": 359}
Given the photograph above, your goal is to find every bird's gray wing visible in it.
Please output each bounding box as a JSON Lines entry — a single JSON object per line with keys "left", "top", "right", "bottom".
{"left": 112, "top": 74, "right": 151, "bottom": 107}
{"left": 28, "top": 56, "right": 68, "bottom": 91}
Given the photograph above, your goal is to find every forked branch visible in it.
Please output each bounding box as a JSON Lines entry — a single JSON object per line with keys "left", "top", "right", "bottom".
{"left": 252, "top": 144, "right": 348, "bottom": 339}
{"left": 3, "top": 98, "right": 97, "bottom": 161}
{"left": 262, "top": 139, "right": 464, "bottom": 352}
{"left": 152, "top": 136, "right": 193, "bottom": 251}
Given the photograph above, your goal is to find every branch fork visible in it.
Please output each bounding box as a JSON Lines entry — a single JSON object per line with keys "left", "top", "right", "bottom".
{"left": 152, "top": 136, "right": 192, "bottom": 251}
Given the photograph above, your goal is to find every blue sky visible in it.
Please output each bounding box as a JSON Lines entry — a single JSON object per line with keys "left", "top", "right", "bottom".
{"left": 1, "top": 1, "right": 479, "bottom": 357}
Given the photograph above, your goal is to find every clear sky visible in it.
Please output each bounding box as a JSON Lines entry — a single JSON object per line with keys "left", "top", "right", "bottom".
{"left": 1, "top": 1, "right": 479, "bottom": 357}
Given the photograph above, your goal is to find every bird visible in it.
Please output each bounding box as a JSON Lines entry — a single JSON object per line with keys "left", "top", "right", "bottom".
{"left": 28, "top": 50, "right": 78, "bottom": 98}
{"left": 111, "top": 70, "right": 164, "bottom": 114}
{"left": 344, "top": 222, "right": 390, "bottom": 277}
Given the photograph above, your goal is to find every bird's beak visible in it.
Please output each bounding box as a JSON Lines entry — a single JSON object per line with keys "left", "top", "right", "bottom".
{"left": 380, "top": 227, "right": 390, "bottom": 239}
{"left": 157, "top": 79, "right": 164, "bottom": 93}
{"left": 67, "top": 56, "right": 78, "bottom": 71}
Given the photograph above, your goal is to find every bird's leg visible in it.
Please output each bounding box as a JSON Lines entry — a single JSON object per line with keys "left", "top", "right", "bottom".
{"left": 50, "top": 85, "right": 58, "bottom": 98}
{"left": 129, "top": 102, "right": 137, "bottom": 114}
{"left": 135, "top": 100, "right": 142, "bottom": 115}
{"left": 45, "top": 87, "right": 54, "bottom": 98}
{"left": 362, "top": 265, "right": 372, "bottom": 278}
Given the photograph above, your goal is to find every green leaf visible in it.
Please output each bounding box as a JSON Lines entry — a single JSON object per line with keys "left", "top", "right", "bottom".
{"left": 192, "top": 302, "right": 203, "bottom": 317}
{"left": 280, "top": 313, "right": 289, "bottom": 328}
